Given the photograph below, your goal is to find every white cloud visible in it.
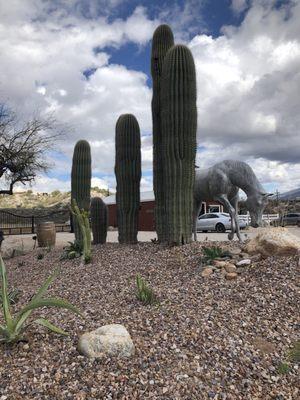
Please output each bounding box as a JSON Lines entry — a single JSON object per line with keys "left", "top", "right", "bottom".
{"left": 1, "top": 0, "right": 300, "bottom": 196}
{"left": 189, "top": 0, "right": 300, "bottom": 189}
{"left": 231, "top": 0, "right": 249, "bottom": 14}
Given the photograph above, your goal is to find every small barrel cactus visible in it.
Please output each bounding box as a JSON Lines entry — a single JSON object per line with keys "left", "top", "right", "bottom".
{"left": 151, "top": 24, "right": 174, "bottom": 243}
{"left": 115, "top": 114, "right": 141, "bottom": 244}
{"left": 71, "top": 140, "right": 91, "bottom": 245}
{"left": 161, "top": 44, "right": 197, "bottom": 245}
{"left": 90, "top": 197, "right": 108, "bottom": 244}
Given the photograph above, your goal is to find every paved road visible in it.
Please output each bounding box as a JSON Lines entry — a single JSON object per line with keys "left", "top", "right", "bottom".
{"left": 2, "top": 226, "right": 300, "bottom": 256}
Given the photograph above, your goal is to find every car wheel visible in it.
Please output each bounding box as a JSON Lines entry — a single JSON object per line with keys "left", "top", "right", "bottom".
{"left": 215, "top": 223, "right": 226, "bottom": 233}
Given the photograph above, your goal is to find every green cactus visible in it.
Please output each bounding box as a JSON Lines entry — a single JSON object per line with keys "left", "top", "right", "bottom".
{"left": 71, "top": 140, "right": 91, "bottom": 246}
{"left": 151, "top": 24, "right": 174, "bottom": 243}
{"left": 161, "top": 44, "right": 197, "bottom": 245}
{"left": 115, "top": 114, "right": 141, "bottom": 244}
{"left": 70, "top": 199, "right": 92, "bottom": 264}
{"left": 90, "top": 197, "right": 108, "bottom": 244}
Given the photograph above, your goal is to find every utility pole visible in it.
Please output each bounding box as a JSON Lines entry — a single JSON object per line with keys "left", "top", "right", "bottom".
{"left": 276, "top": 189, "right": 279, "bottom": 206}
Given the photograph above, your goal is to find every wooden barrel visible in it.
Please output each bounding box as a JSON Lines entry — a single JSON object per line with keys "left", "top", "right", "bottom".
{"left": 36, "top": 221, "right": 56, "bottom": 247}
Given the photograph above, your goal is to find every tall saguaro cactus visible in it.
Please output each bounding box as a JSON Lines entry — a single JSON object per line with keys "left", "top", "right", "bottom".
{"left": 161, "top": 44, "right": 197, "bottom": 245}
{"left": 90, "top": 197, "right": 108, "bottom": 244}
{"left": 151, "top": 24, "right": 174, "bottom": 243}
{"left": 115, "top": 114, "right": 141, "bottom": 244}
{"left": 71, "top": 140, "right": 91, "bottom": 244}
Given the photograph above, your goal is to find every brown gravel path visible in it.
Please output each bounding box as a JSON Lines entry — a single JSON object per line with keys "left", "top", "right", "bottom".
{"left": 0, "top": 242, "right": 299, "bottom": 399}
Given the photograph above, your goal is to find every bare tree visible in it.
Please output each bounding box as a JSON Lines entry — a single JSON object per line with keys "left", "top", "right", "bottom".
{"left": 0, "top": 103, "right": 64, "bottom": 195}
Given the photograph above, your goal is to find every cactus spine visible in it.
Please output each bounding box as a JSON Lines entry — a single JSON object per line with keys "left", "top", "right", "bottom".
{"left": 71, "top": 140, "right": 91, "bottom": 245}
{"left": 161, "top": 44, "right": 197, "bottom": 245}
{"left": 115, "top": 114, "right": 141, "bottom": 244}
{"left": 90, "top": 197, "right": 108, "bottom": 244}
{"left": 151, "top": 24, "right": 174, "bottom": 243}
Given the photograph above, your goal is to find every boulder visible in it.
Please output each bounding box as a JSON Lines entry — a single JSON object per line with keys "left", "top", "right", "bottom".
{"left": 78, "top": 324, "right": 135, "bottom": 359}
{"left": 245, "top": 228, "right": 300, "bottom": 258}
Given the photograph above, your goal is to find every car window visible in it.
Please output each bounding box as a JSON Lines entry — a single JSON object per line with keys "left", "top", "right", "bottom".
{"left": 209, "top": 214, "right": 219, "bottom": 218}
{"left": 198, "top": 214, "right": 207, "bottom": 220}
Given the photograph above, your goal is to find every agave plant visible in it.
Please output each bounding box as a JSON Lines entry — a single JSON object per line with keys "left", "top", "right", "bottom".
{"left": 0, "top": 288, "right": 21, "bottom": 306}
{"left": 0, "top": 256, "right": 82, "bottom": 344}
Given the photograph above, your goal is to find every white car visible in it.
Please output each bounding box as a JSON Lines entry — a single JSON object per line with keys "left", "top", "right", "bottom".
{"left": 196, "top": 212, "right": 247, "bottom": 233}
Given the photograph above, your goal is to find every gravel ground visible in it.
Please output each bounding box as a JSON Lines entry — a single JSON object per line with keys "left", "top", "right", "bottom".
{"left": 0, "top": 241, "right": 299, "bottom": 399}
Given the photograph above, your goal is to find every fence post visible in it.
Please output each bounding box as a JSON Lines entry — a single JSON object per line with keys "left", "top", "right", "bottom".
{"left": 31, "top": 215, "right": 35, "bottom": 234}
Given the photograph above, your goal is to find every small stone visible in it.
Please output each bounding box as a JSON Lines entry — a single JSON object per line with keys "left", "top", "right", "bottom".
{"left": 236, "top": 259, "right": 252, "bottom": 267}
{"left": 230, "top": 247, "right": 242, "bottom": 255}
{"left": 212, "top": 260, "right": 227, "bottom": 268}
{"left": 201, "top": 268, "right": 213, "bottom": 277}
{"left": 23, "top": 343, "right": 29, "bottom": 350}
{"left": 224, "top": 263, "right": 237, "bottom": 273}
{"left": 240, "top": 252, "right": 250, "bottom": 258}
{"left": 149, "top": 380, "right": 154, "bottom": 385}
{"left": 78, "top": 324, "right": 135, "bottom": 359}
{"left": 162, "top": 387, "right": 168, "bottom": 394}
{"left": 250, "top": 254, "right": 261, "bottom": 262}
{"left": 225, "top": 272, "right": 237, "bottom": 280}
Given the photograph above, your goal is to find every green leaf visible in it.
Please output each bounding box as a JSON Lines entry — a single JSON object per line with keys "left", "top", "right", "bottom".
{"left": 17, "top": 297, "right": 82, "bottom": 319}
{"left": 0, "top": 256, "right": 13, "bottom": 330}
{"left": 34, "top": 318, "right": 69, "bottom": 336}
{"left": 34, "top": 268, "right": 60, "bottom": 301}
{"left": 14, "top": 268, "right": 60, "bottom": 334}
{"left": 0, "top": 324, "right": 7, "bottom": 337}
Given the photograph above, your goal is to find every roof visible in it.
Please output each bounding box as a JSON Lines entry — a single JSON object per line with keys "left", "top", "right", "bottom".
{"left": 103, "top": 191, "right": 155, "bottom": 205}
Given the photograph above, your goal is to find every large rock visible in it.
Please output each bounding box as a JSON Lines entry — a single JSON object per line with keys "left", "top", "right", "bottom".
{"left": 78, "top": 324, "right": 135, "bottom": 359}
{"left": 245, "top": 228, "right": 300, "bottom": 258}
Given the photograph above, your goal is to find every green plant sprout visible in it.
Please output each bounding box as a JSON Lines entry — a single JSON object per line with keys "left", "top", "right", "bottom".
{"left": 0, "top": 256, "right": 82, "bottom": 344}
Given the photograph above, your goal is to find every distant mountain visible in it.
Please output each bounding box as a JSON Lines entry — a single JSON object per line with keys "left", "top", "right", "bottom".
{"left": 274, "top": 188, "right": 300, "bottom": 201}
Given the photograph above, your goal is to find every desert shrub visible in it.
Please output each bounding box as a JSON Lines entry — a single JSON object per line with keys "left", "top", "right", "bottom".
{"left": 277, "top": 362, "right": 290, "bottom": 374}
{"left": 288, "top": 340, "right": 300, "bottom": 363}
{"left": 60, "top": 241, "right": 82, "bottom": 260}
{"left": 136, "top": 275, "right": 157, "bottom": 305}
{"left": 51, "top": 190, "right": 61, "bottom": 197}
{"left": 202, "top": 246, "right": 229, "bottom": 264}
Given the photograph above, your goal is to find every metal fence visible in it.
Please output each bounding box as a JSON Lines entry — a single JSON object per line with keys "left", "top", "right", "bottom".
{"left": 0, "top": 209, "right": 71, "bottom": 235}
{"left": 238, "top": 213, "right": 279, "bottom": 225}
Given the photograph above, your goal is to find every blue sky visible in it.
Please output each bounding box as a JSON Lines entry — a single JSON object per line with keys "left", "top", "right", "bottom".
{"left": 0, "top": 0, "right": 299, "bottom": 195}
